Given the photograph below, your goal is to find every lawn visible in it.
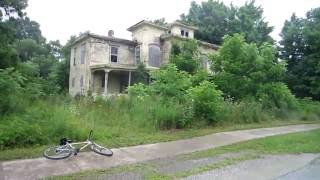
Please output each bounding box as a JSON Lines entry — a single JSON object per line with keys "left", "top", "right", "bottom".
{"left": 49, "top": 128, "right": 320, "bottom": 180}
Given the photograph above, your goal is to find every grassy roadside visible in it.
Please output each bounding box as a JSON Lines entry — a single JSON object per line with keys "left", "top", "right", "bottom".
{"left": 1, "top": 120, "right": 318, "bottom": 161}
{"left": 49, "top": 128, "right": 320, "bottom": 180}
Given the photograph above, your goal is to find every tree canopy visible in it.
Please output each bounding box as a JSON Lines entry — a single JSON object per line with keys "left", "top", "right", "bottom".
{"left": 181, "top": 0, "right": 273, "bottom": 45}
{"left": 279, "top": 8, "right": 320, "bottom": 100}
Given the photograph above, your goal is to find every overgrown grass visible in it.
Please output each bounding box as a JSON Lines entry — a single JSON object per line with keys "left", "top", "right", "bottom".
{"left": 0, "top": 95, "right": 319, "bottom": 161}
{"left": 48, "top": 129, "right": 320, "bottom": 180}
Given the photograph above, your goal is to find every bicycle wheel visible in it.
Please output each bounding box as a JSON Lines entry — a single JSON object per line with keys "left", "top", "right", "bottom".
{"left": 43, "top": 146, "right": 72, "bottom": 160}
{"left": 90, "top": 143, "right": 113, "bottom": 156}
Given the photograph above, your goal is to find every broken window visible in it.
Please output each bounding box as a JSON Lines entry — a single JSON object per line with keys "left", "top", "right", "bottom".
{"left": 135, "top": 46, "right": 141, "bottom": 64}
{"left": 110, "top": 46, "right": 118, "bottom": 63}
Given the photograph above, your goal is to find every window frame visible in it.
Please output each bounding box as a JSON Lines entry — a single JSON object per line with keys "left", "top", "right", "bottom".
{"left": 80, "top": 43, "right": 86, "bottom": 64}
{"left": 73, "top": 47, "right": 77, "bottom": 66}
{"left": 110, "top": 46, "right": 119, "bottom": 63}
{"left": 135, "top": 46, "right": 141, "bottom": 64}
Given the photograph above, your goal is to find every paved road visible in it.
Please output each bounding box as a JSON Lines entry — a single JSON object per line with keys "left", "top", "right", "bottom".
{"left": 184, "top": 154, "right": 320, "bottom": 180}
{"left": 1, "top": 124, "right": 319, "bottom": 180}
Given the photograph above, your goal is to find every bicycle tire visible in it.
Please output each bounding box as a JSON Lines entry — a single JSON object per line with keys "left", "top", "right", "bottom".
{"left": 43, "top": 146, "right": 72, "bottom": 160}
{"left": 90, "top": 143, "right": 113, "bottom": 156}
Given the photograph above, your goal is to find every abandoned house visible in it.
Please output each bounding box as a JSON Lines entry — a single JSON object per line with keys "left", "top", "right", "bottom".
{"left": 69, "top": 20, "right": 218, "bottom": 96}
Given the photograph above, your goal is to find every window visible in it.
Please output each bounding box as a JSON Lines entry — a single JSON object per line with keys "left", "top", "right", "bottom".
{"left": 80, "top": 44, "right": 86, "bottom": 64}
{"left": 110, "top": 46, "right": 118, "bottom": 63}
{"left": 135, "top": 46, "right": 141, "bottom": 64}
{"left": 72, "top": 78, "right": 75, "bottom": 87}
{"left": 168, "top": 30, "right": 171, "bottom": 34}
{"left": 181, "top": 30, "right": 185, "bottom": 36}
{"left": 148, "top": 44, "right": 161, "bottom": 67}
{"left": 80, "top": 75, "right": 83, "bottom": 87}
{"left": 185, "top": 31, "right": 189, "bottom": 37}
{"left": 73, "top": 47, "right": 77, "bottom": 66}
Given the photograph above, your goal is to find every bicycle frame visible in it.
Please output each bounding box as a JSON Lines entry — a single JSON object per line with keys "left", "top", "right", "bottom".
{"left": 59, "top": 130, "right": 94, "bottom": 152}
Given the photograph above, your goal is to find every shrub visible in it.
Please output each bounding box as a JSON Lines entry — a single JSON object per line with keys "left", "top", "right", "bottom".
{"left": 0, "top": 68, "right": 26, "bottom": 115}
{"left": 188, "top": 81, "right": 223, "bottom": 123}
{"left": 257, "top": 82, "right": 298, "bottom": 110}
{"left": 170, "top": 40, "right": 200, "bottom": 74}
{"left": 127, "top": 83, "right": 149, "bottom": 97}
{"left": 219, "top": 100, "right": 271, "bottom": 124}
{"left": 150, "top": 64, "right": 191, "bottom": 101}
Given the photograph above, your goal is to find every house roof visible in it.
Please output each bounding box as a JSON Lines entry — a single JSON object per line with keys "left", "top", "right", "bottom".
{"left": 169, "top": 20, "right": 198, "bottom": 30}
{"left": 127, "top": 20, "right": 168, "bottom": 32}
{"left": 70, "top": 32, "right": 136, "bottom": 47}
{"left": 160, "top": 34, "right": 219, "bottom": 50}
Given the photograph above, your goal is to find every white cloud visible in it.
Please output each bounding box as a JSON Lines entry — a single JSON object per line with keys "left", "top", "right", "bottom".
{"left": 26, "top": 0, "right": 320, "bottom": 44}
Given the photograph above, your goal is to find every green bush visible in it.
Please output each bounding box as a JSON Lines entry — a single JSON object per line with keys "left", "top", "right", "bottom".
{"left": 127, "top": 83, "right": 149, "bottom": 97}
{"left": 150, "top": 64, "right": 191, "bottom": 101}
{"left": 0, "top": 68, "right": 26, "bottom": 115}
{"left": 188, "top": 81, "right": 223, "bottom": 123}
{"left": 257, "top": 82, "right": 298, "bottom": 110}
{"left": 219, "top": 100, "right": 271, "bottom": 124}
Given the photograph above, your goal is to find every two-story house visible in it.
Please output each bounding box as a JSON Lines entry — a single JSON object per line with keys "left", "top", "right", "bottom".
{"left": 69, "top": 20, "right": 218, "bottom": 96}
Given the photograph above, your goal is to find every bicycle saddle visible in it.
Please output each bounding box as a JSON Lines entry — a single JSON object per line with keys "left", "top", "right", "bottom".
{"left": 59, "top": 138, "right": 73, "bottom": 145}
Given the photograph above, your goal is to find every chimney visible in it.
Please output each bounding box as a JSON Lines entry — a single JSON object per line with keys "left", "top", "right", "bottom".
{"left": 108, "top": 30, "right": 114, "bottom": 37}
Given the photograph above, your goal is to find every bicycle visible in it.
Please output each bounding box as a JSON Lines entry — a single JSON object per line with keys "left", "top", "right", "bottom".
{"left": 43, "top": 130, "right": 113, "bottom": 160}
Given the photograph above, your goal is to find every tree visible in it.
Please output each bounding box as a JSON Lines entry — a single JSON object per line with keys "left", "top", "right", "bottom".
{"left": 211, "top": 34, "right": 289, "bottom": 106}
{"left": 151, "top": 18, "right": 168, "bottom": 26}
{"left": 5, "top": 17, "right": 45, "bottom": 43}
{"left": 181, "top": 0, "right": 273, "bottom": 45}
{"left": 0, "top": 0, "right": 28, "bottom": 69}
{"left": 181, "top": 0, "right": 229, "bottom": 45}
{"left": 279, "top": 8, "right": 320, "bottom": 100}
{"left": 170, "top": 40, "right": 200, "bottom": 74}
{"left": 0, "top": 0, "right": 27, "bottom": 20}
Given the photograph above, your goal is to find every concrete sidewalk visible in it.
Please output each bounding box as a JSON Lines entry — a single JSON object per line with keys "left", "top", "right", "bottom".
{"left": 1, "top": 124, "right": 319, "bottom": 180}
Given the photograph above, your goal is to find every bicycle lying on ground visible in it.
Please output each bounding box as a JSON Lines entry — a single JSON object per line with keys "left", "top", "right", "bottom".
{"left": 43, "top": 130, "right": 113, "bottom": 160}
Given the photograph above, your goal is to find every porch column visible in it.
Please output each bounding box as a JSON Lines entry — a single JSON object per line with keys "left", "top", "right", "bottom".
{"left": 104, "top": 69, "right": 109, "bottom": 96}
{"left": 128, "top": 71, "right": 132, "bottom": 86}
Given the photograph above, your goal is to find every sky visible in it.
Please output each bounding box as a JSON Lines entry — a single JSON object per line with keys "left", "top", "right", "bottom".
{"left": 26, "top": 0, "right": 320, "bottom": 45}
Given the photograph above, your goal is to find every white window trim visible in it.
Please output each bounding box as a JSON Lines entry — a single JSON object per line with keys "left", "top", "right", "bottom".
{"left": 110, "top": 46, "right": 119, "bottom": 63}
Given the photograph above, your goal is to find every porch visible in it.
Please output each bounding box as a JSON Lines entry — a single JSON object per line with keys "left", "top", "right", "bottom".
{"left": 91, "top": 69, "right": 133, "bottom": 96}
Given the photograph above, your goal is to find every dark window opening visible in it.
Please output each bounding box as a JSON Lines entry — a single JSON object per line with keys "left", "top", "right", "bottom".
{"left": 110, "top": 46, "right": 118, "bottom": 63}
{"left": 181, "top": 30, "right": 184, "bottom": 36}
{"left": 185, "top": 31, "right": 189, "bottom": 37}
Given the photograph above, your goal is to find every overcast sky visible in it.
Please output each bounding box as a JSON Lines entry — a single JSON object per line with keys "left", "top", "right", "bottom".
{"left": 26, "top": 0, "right": 320, "bottom": 45}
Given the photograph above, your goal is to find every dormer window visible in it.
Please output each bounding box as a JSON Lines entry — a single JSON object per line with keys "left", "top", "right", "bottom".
{"left": 180, "top": 29, "right": 189, "bottom": 37}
